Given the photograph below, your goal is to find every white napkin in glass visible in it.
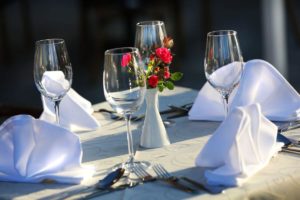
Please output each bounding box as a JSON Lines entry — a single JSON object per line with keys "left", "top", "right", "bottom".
{"left": 0, "top": 115, "right": 94, "bottom": 184}
{"left": 195, "top": 104, "right": 283, "bottom": 186}
{"left": 39, "top": 71, "right": 100, "bottom": 132}
{"left": 189, "top": 59, "right": 300, "bottom": 121}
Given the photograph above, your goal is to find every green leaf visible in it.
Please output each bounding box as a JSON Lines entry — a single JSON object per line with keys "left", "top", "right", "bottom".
{"left": 170, "top": 72, "right": 183, "bottom": 81}
{"left": 165, "top": 81, "right": 174, "bottom": 90}
{"left": 158, "top": 85, "right": 164, "bottom": 92}
{"left": 157, "top": 82, "right": 164, "bottom": 92}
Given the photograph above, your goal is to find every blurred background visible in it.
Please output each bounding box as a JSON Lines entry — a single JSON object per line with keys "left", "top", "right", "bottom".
{"left": 0, "top": 0, "right": 300, "bottom": 116}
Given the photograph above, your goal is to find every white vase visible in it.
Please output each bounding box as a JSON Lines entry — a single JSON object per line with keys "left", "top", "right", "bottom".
{"left": 140, "top": 88, "right": 170, "bottom": 148}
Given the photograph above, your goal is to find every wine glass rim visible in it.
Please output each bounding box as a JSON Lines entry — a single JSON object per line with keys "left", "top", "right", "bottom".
{"left": 105, "top": 47, "right": 139, "bottom": 55}
{"left": 207, "top": 30, "right": 237, "bottom": 36}
{"left": 136, "top": 20, "right": 164, "bottom": 26}
{"left": 35, "top": 38, "right": 65, "bottom": 45}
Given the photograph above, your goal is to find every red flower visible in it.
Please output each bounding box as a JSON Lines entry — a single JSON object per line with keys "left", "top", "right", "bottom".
{"left": 155, "top": 47, "right": 173, "bottom": 64}
{"left": 149, "top": 53, "right": 155, "bottom": 61}
{"left": 148, "top": 75, "right": 159, "bottom": 88}
{"left": 164, "top": 70, "right": 170, "bottom": 79}
{"left": 121, "top": 53, "right": 131, "bottom": 67}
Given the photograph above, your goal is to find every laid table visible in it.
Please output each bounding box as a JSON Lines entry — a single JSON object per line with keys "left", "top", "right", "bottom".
{"left": 1, "top": 87, "right": 300, "bottom": 199}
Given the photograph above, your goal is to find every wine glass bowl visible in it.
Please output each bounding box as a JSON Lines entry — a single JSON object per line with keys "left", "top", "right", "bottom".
{"left": 204, "top": 30, "right": 243, "bottom": 115}
{"left": 103, "top": 47, "right": 146, "bottom": 114}
{"left": 34, "top": 39, "right": 73, "bottom": 124}
{"left": 135, "top": 21, "right": 167, "bottom": 68}
{"left": 103, "top": 47, "right": 147, "bottom": 173}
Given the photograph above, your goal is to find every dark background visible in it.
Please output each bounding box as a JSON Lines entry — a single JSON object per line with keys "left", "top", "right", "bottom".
{"left": 0, "top": 0, "right": 300, "bottom": 114}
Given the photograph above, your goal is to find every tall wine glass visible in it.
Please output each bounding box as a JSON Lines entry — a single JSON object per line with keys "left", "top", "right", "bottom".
{"left": 34, "top": 39, "right": 73, "bottom": 124}
{"left": 134, "top": 20, "right": 167, "bottom": 69}
{"left": 204, "top": 30, "right": 243, "bottom": 116}
{"left": 103, "top": 47, "right": 147, "bottom": 173}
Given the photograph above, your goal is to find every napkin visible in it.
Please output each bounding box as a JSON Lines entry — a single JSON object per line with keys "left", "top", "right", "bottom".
{"left": 0, "top": 115, "right": 94, "bottom": 184}
{"left": 195, "top": 104, "right": 283, "bottom": 186}
{"left": 39, "top": 71, "right": 100, "bottom": 132}
{"left": 189, "top": 59, "right": 300, "bottom": 121}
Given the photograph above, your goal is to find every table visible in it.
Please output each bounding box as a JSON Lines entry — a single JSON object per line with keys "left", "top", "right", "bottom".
{"left": 1, "top": 87, "right": 300, "bottom": 199}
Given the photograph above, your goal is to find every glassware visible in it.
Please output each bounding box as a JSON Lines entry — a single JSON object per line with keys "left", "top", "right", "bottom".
{"left": 103, "top": 47, "right": 147, "bottom": 173}
{"left": 34, "top": 39, "right": 73, "bottom": 124}
{"left": 134, "top": 20, "right": 167, "bottom": 69}
{"left": 204, "top": 30, "right": 243, "bottom": 115}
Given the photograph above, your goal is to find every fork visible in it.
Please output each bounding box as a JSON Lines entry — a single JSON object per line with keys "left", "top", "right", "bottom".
{"left": 134, "top": 165, "right": 195, "bottom": 193}
{"left": 152, "top": 164, "right": 224, "bottom": 194}
{"left": 134, "top": 165, "right": 157, "bottom": 182}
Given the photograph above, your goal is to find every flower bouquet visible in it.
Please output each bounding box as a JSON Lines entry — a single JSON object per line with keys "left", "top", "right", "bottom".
{"left": 121, "top": 37, "right": 183, "bottom": 91}
{"left": 120, "top": 36, "right": 182, "bottom": 148}
{"left": 143, "top": 37, "right": 183, "bottom": 91}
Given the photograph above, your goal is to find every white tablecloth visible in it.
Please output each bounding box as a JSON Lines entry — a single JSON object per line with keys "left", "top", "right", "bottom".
{"left": 1, "top": 87, "right": 300, "bottom": 200}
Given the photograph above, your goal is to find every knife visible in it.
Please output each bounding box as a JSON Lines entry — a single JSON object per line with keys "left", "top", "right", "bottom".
{"left": 180, "top": 177, "right": 224, "bottom": 194}
{"left": 97, "top": 167, "right": 125, "bottom": 189}
{"left": 277, "top": 133, "right": 300, "bottom": 154}
{"left": 158, "top": 177, "right": 196, "bottom": 193}
{"left": 83, "top": 181, "right": 139, "bottom": 199}
{"left": 278, "top": 121, "right": 300, "bottom": 133}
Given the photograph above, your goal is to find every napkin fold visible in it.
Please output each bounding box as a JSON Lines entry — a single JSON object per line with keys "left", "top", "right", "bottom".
{"left": 0, "top": 115, "right": 94, "bottom": 184}
{"left": 195, "top": 104, "right": 282, "bottom": 186}
{"left": 189, "top": 59, "right": 300, "bottom": 121}
{"left": 39, "top": 71, "right": 100, "bottom": 132}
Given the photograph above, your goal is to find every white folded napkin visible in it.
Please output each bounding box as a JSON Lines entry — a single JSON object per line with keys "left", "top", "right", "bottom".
{"left": 195, "top": 104, "right": 283, "bottom": 186}
{"left": 41, "top": 71, "right": 71, "bottom": 97}
{"left": 39, "top": 71, "right": 100, "bottom": 132}
{"left": 0, "top": 115, "right": 94, "bottom": 184}
{"left": 189, "top": 59, "right": 300, "bottom": 121}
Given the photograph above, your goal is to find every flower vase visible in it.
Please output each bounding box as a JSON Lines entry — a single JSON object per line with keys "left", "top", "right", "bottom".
{"left": 140, "top": 88, "right": 170, "bottom": 148}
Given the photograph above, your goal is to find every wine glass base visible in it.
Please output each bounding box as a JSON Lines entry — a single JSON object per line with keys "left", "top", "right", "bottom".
{"left": 110, "top": 160, "right": 151, "bottom": 181}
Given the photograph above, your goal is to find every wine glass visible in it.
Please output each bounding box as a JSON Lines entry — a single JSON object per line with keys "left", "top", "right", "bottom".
{"left": 34, "top": 39, "right": 73, "bottom": 124}
{"left": 204, "top": 30, "right": 243, "bottom": 116}
{"left": 103, "top": 47, "right": 147, "bottom": 174}
{"left": 134, "top": 20, "right": 167, "bottom": 69}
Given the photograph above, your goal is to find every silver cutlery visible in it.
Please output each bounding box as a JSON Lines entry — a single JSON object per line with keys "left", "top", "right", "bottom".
{"left": 134, "top": 165, "right": 157, "bottom": 183}
{"left": 276, "top": 128, "right": 300, "bottom": 155}
{"left": 83, "top": 164, "right": 163, "bottom": 199}
{"left": 281, "top": 148, "right": 300, "bottom": 155}
{"left": 278, "top": 120, "right": 300, "bottom": 133}
{"left": 60, "top": 167, "right": 126, "bottom": 199}
{"left": 97, "top": 167, "right": 125, "bottom": 189}
{"left": 165, "top": 103, "right": 193, "bottom": 119}
{"left": 168, "top": 103, "right": 192, "bottom": 112}
{"left": 160, "top": 103, "right": 192, "bottom": 115}
{"left": 134, "top": 165, "right": 195, "bottom": 193}
{"left": 97, "top": 109, "right": 144, "bottom": 121}
{"left": 82, "top": 181, "right": 139, "bottom": 200}
{"left": 152, "top": 164, "right": 224, "bottom": 194}
{"left": 277, "top": 133, "right": 300, "bottom": 155}
{"left": 83, "top": 165, "right": 157, "bottom": 199}
{"left": 97, "top": 102, "right": 193, "bottom": 121}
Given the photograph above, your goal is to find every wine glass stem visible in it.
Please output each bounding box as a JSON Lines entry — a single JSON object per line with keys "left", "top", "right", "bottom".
{"left": 124, "top": 113, "right": 134, "bottom": 166}
{"left": 222, "top": 93, "right": 229, "bottom": 116}
{"left": 54, "top": 100, "right": 61, "bottom": 124}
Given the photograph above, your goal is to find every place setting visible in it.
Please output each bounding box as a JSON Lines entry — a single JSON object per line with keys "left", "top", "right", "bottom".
{"left": 1, "top": 19, "right": 300, "bottom": 200}
{"left": 98, "top": 29, "right": 300, "bottom": 198}
{"left": 0, "top": 38, "right": 102, "bottom": 182}
{"left": 84, "top": 28, "right": 300, "bottom": 198}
